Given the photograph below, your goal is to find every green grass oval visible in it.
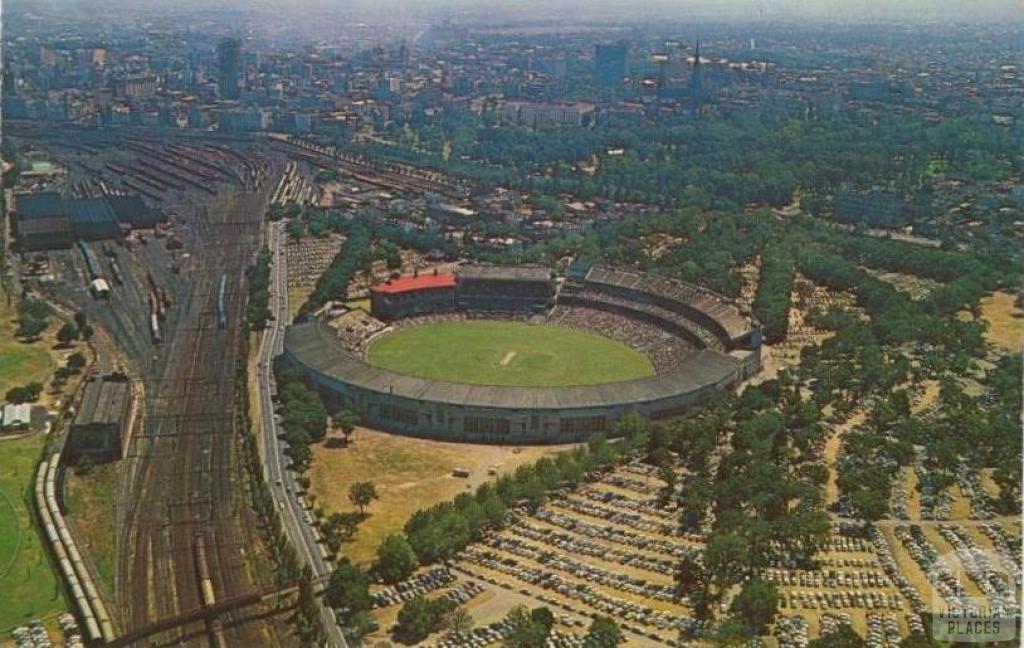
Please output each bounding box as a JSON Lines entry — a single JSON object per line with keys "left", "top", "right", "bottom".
{"left": 366, "top": 320, "right": 654, "bottom": 387}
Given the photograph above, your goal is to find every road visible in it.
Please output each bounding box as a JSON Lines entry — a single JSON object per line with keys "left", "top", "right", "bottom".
{"left": 256, "top": 221, "right": 349, "bottom": 648}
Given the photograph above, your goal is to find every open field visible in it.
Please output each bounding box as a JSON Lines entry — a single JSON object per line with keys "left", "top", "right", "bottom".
{"left": 366, "top": 320, "right": 654, "bottom": 387}
{"left": 309, "top": 427, "right": 572, "bottom": 564}
{"left": 974, "top": 291, "right": 1022, "bottom": 352}
{"left": 0, "top": 434, "right": 65, "bottom": 633}
{"left": 64, "top": 462, "right": 120, "bottom": 593}
{"left": 0, "top": 298, "right": 53, "bottom": 398}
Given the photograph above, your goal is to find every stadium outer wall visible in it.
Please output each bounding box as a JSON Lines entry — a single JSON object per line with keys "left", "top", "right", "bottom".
{"left": 282, "top": 319, "right": 760, "bottom": 444}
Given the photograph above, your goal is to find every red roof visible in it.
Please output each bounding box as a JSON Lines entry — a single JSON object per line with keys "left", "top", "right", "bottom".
{"left": 369, "top": 274, "right": 456, "bottom": 295}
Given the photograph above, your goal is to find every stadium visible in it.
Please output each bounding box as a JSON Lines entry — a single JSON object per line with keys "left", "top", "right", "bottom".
{"left": 283, "top": 264, "right": 762, "bottom": 443}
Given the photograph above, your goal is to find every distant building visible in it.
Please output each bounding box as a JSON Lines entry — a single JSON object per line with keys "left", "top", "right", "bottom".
{"left": 595, "top": 42, "right": 628, "bottom": 87}
{"left": 112, "top": 74, "right": 156, "bottom": 99}
{"left": 500, "top": 101, "right": 595, "bottom": 128}
{"left": 217, "top": 38, "right": 241, "bottom": 100}
{"left": 66, "top": 375, "right": 131, "bottom": 462}
{"left": 218, "top": 106, "right": 272, "bottom": 132}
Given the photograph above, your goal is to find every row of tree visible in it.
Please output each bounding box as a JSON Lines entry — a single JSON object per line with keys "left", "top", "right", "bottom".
{"left": 245, "top": 247, "right": 272, "bottom": 330}
{"left": 752, "top": 243, "right": 796, "bottom": 343}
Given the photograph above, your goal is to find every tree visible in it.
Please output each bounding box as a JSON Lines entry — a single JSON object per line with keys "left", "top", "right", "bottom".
{"left": 374, "top": 533, "right": 418, "bottom": 584}
{"left": 394, "top": 596, "right": 454, "bottom": 644}
{"left": 584, "top": 616, "right": 623, "bottom": 647}
{"left": 346, "top": 610, "right": 378, "bottom": 641}
{"left": 443, "top": 607, "right": 473, "bottom": 637}
{"left": 287, "top": 443, "right": 313, "bottom": 473}
{"left": 67, "top": 352, "right": 87, "bottom": 373}
{"left": 502, "top": 605, "right": 549, "bottom": 648}
{"left": 56, "top": 322, "right": 79, "bottom": 347}
{"left": 6, "top": 382, "right": 43, "bottom": 404}
{"left": 349, "top": 481, "right": 379, "bottom": 515}
{"left": 324, "top": 560, "right": 372, "bottom": 613}
{"left": 850, "top": 488, "right": 888, "bottom": 521}
{"left": 334, "top": 409, "right": 359, "bottom": 443}
{"left": 17, "top": 314, "right": 47, "bottom": 340}
{"left": 530, "top": 607, "right": 554, "bottom": 633}
{"left": 807, "top": 624, "right": 866, "bottom": 648}
{"left": 729, "top": 577, "right": 779, "bottom": 636}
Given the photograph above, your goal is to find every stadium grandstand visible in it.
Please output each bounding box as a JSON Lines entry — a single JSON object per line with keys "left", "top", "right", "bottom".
{"left": 285, "top": 263, "right": 761, "bottom": 443}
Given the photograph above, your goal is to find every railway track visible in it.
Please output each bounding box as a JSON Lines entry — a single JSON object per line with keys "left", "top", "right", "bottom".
{"left": 108, "top": 188, "right": 285, "bottom": 647}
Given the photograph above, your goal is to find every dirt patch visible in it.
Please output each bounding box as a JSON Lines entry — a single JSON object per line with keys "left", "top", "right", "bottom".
{"left": 499, "top": 351, "right": 517, "bottom": 366}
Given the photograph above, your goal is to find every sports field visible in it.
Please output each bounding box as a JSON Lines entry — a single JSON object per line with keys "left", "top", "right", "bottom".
{"left": 0, "top": 435, "right": 65, "bottom": 631}
{"left": 366, "top": 320, "right": 654, "bottom": 387}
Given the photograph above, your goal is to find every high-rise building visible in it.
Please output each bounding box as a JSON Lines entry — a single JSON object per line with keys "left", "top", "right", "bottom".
{"left": 595, "top": 42, "right": 628, "bottom": 87}
{"left": 217, "top": 38, "right": 241, "bottom": 99}
{"left": 691, "top": 42, "right": 704, "bottom": 108}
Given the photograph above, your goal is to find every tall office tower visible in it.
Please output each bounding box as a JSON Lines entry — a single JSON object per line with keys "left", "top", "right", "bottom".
{"left": 217, "top": 38, "right": 241, "bottom": 99}
{"left": 691, "top": 42, "right": 704, "bottom": 108}
{"left": 595, "top": 41, "right": 628, "bottom": 87}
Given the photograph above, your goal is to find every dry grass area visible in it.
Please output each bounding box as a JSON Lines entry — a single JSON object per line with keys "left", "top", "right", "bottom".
{"left": 863, "top": 268, "right": 941, "bottom": 301}
{"left": 309, "top": 427, "right": 572, "bottom": 564}
{"left": 966, "top": 291, "right": 1023, "bottom": 352}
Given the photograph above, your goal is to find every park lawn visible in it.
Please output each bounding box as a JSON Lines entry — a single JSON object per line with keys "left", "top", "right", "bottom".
{"left": 0, "top": 434, "right": 65, "bottom": 632}
{"left": 366, "top": 320, "right": 654, "bottom": 387}
{"left": 64, "top": 462, "right": 120, "bottom": 593}
{"left": 309, "top": 428, "right": 572, "bottom": 565}
{"left": 0, "top": 298, "right": 53, "bottom": 397}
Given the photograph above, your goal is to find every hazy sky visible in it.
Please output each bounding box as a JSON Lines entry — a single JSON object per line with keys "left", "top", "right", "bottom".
{"left": 8, "top": 0, "right": 1024, "bottom": 24}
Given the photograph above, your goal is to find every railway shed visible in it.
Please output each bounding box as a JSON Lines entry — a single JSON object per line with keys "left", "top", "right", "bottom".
{"left": 66, "top": 374, "right": 131, "bottom": 462}
{"left": 66, "top": 197, "right": 122, "bottom": 240}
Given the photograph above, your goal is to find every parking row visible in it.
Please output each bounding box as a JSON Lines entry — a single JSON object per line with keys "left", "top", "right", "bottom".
{"left": 509, "top": 518, "right": 679, "bottom": 576}
{"left": 778, "top": 589, "right": 905, "bottom": 611}
{"left": 869, "top": 526, "right": 927, "bottom": 614}
{"left": 456, "top": 549, "right": 697, "bottom": 637}
{"left": 534, "top": 508, "right": 696, "bottom": 559}
{"left": 482, "top": 535, "right": 678, "bottom": 602}
{"left": 371, "top": 566, "right": 455, "bottom": 608}
{"left": 762, "top": 567, "right": 890, "bottom": 589}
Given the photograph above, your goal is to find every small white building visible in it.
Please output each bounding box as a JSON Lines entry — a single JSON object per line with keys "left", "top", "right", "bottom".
{"left": 1, "top": 403, "right": 32, "bottom": 431}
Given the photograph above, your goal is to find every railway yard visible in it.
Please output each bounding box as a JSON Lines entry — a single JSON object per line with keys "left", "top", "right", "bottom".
{"left": 8, "top": 124, "right": 297, "bottom": 647}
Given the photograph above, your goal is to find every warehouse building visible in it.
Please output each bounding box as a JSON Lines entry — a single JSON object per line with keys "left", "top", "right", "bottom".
{"left": 14, "top": 192, "right": 73, "bottom": 250}
{"left": 66, "top": 197, "right": 122, "bottom": 240}
{"left": 66, "top": 375, "right": 131, "bottom": 462}
{"left": 14, "top": 191, "right": 163, "bottom": 250}
{"left": 108, "top": 195, "right": 163, "bottom": 228}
